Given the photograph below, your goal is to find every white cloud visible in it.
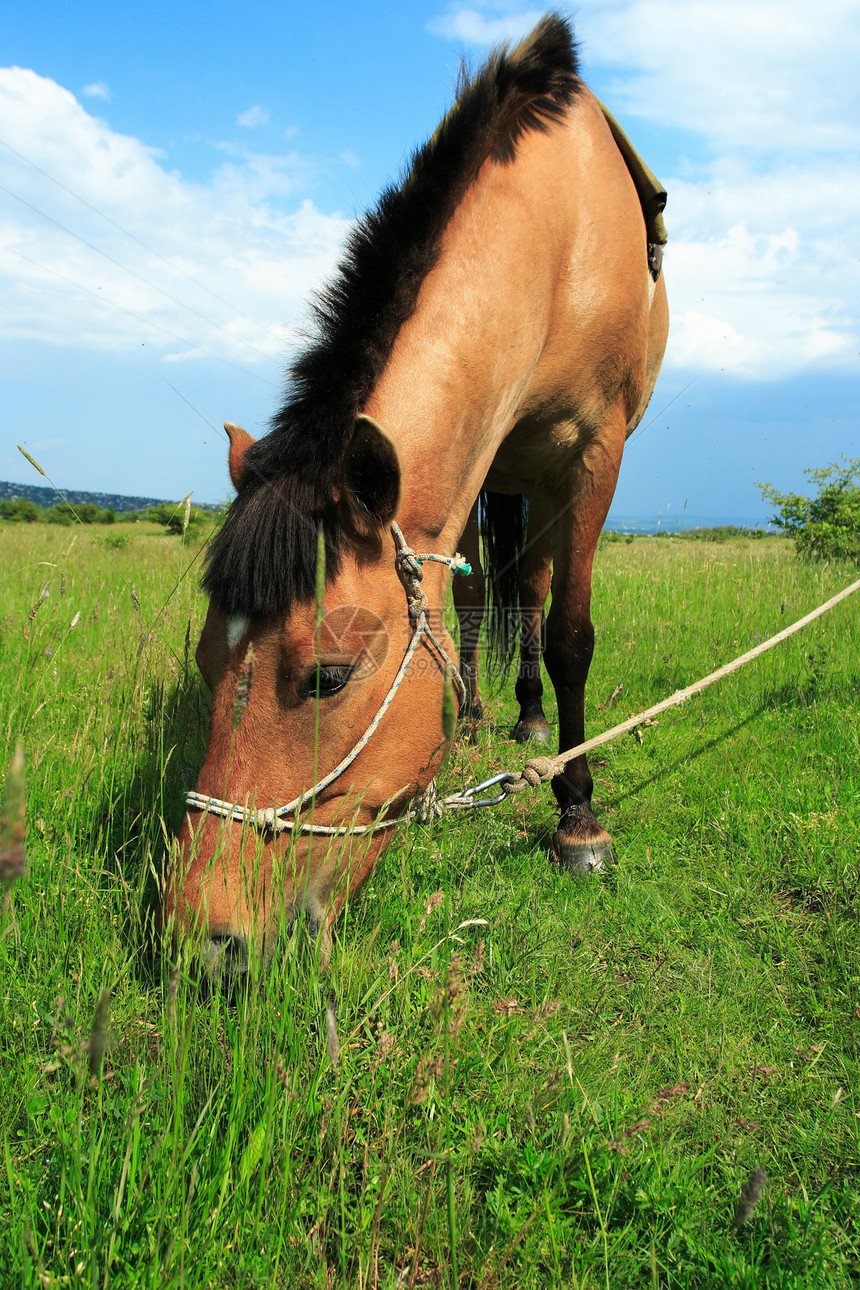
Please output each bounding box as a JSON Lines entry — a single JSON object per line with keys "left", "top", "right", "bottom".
{"left": 0, "top": 68, "right": 351, "bottom": 366}
{"left": 577, "top": 0, "right": 860, "bottom": 154}
{"left": 573, "top": 0, "right": 860, "bottom": 374}
{"left": 661, "top": 159, "right": 860, "bottom": 376}
{"left": 428, "top": 6, "right": 544, "bottom": 44}
{"left": 430, "top": 1, "right": 860, "bottom": 379}
{"left": 237, "top": 105, "right": 270, "bottom": 129}
{"left": 82, "top": 81, "right": 110, "bottom": 101}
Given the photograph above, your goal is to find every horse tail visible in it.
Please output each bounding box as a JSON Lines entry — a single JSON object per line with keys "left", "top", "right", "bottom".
{"left": 478, "top": 489, "right": 529, "bottom": 677}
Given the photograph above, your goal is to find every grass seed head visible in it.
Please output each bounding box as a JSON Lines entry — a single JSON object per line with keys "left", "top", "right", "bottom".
{"left": 430, "top": 955, "right": 467, "bottom": 1036}
{"left": 0, "top": 743, "right": 26, "bottom": 893}
{"left": 17, "top": 444, "right": 47, "bottom": 476}
{"left": 441, "top": 665, "right": 457, "bottom": 739}
{"left": 87, "top": 988, "right": 111, "bottom": 1085}
{"left": 417, "top": 891, "right": 444, "bottom": 934}
{"left": 410, "top": 1054, "right": 446, "bottom": 1105}
{"left": 325, "top": 1002, "right": 340, "bottom": 1068}
{"left": 372, "top": 1031, "right": 394, "bottom": 1069}
{"left": 28, "top": 582, "right": 50, "bottom": 621}
{"left": 315, "top": 525, "right": 326, "bottom": 629}
{"left": 733, "top": 1165, "right": 767, "bottom": 1231}
{"left": 232, "top": 643, "right": 255, "bottom": 730}
{"left": 166, "top": 963, "right": 180, "bottom": 1024}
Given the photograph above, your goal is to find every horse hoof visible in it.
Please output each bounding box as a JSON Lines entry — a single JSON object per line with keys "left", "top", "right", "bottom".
{"left": 550, "top": 833, "right": 616, "bottom": 876}
{"left": 303, "top": 908, "right": 333, "bottom": 969}
{"left": 201, "top": 932, "right": 249, "bottom": 999}
{"left": 511, "top": 721, "right": 552, "bottom": 745}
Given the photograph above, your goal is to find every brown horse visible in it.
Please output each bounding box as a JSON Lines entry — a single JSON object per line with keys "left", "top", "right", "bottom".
{"left": 162, "top": 14, "right": 668, "bottom": 980}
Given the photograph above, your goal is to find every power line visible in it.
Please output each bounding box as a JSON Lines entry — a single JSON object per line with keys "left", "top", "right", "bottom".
{"left": 0, "top": 131, "right": 290, "bottom": 341}
{"left": 0, "top": 178, "right": 287, "bottom": 368}
{"left": 0, "top": 238, "right": 278, "bottom": 385}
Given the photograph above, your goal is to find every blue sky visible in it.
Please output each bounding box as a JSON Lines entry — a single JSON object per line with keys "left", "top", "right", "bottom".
{"left": 1, "top": 1, "right": 858, "bottom": 522}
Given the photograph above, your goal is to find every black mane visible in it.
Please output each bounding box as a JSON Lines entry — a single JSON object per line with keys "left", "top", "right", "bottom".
{"left": 203, "top": 14, "right": 581, "bottom": 618}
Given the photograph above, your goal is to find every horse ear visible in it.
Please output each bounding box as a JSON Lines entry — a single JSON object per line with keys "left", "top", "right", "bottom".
{"left": 341, "top": 415, "right": 401, "bottom": 536}
{"left": 225, "top": 422, "right": 255, "bottom": 491}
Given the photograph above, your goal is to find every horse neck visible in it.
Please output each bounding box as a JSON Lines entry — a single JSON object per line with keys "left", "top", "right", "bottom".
{"left": 365, "top": 148, "right": 562, "bottom": 550}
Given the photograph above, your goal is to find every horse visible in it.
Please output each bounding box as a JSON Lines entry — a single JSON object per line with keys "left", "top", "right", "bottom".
{"left": 162, "top": 13, "right": 668, "bottom": 981}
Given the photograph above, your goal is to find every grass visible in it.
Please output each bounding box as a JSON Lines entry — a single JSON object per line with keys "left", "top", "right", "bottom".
{"left": 1, "top": 520, "right": 858, "bottom": 1287}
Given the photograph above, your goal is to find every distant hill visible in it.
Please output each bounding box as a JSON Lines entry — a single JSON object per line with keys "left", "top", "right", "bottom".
{"left": 0, "top": 480, "right": 220, "bottom": 514}
{"left": 3, "top": 479, "right": 770, "bottom": 531}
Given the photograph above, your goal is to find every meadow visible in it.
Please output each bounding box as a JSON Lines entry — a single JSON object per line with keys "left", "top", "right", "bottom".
{"left": 1, "top": 519, "right": 858, "bottom": 1288}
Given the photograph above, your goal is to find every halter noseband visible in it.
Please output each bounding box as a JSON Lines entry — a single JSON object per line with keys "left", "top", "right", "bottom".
{"left": 184, "top": 523, "right": 470, "bottom": 838}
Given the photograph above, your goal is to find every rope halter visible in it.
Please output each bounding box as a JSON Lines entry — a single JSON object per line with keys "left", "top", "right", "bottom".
{"left": 184, "top": 523, "right": 471, "bottom": 838}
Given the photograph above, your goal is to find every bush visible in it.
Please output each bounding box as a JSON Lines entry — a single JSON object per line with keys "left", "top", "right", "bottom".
{"left": 47, "top": 502, "right": 116, "bottom": 525}
{"left": 136, "top": 501, "right": 211, "bottom": 535}
{"left": 759, "top": 457, "right": 860, "bottom": 564}
{"left": 44, "top": 506, "right": 73, "bottom": 526}
{"left": 0, "top": 498, "right": 42, "bottom": 522}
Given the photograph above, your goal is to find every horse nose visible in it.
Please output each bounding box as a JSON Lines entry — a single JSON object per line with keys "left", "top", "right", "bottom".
{"left": 201, "top": 932, "right": 249, "bottom": 997}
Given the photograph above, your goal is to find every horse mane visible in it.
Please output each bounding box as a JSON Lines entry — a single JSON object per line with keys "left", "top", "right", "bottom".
{"left": 203, "top": 13, "right": 581, "bottom": 618}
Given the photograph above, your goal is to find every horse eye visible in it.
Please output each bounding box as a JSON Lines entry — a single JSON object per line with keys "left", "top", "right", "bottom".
{"left": 302, "top": 664, "right": 354, "bottom": 700}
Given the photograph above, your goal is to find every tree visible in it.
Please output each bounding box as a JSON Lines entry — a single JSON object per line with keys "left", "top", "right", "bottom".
{"left": 46, "top": 502, "right": 116, "bottom": 525}
{"left": 0, "top": 498, "right": 42, "bottom": 522}
{"left": 759, "top": 457, "right": 860, "bottom": 563}
{"left": 137, "top": 502, "right": 208, "bottom": 534}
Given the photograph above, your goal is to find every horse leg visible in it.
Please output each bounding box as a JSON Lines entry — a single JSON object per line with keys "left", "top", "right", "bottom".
{"left": 452, "top": 501, "right": 485, "bottom": 724}
{"left": 512, "top": 492, "right": 554, "bottom": 745}
{"left": 543, "top": 434, "right": 625, "bottom": 874}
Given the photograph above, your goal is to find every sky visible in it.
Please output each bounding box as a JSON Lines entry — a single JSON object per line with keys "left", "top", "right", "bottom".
{"left": 1, "top": 0, "right": 858, "bottom": 524}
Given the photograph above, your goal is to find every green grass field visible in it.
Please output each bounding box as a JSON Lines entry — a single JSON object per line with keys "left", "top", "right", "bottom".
{"left": 1, "top": 520, "right": 858, "bottom": 1288}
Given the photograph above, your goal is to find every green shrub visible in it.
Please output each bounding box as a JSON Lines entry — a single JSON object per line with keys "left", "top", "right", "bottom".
{"left": 0, "top": 498, "right": 42, "bottom": 522}
{"left": 759, "top": 457, "right": 860, "bottom": 564}
{"left": 136, "top": 501, "right": 207, "bottom": 534}
{"left": 44, "top": 506, "right": 73, "bottom": 526}
{"left": 45, "top": 502, "right": 117, "bottom": 525}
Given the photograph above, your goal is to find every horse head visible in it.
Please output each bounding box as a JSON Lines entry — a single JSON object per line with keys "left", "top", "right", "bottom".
{"left": 162, "top": 419, "right": 458, "bottom": 984}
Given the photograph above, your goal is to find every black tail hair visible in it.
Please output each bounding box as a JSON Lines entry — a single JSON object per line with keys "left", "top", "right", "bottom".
{"left": 478, "top": 489, "right": 529, "bottom": 677}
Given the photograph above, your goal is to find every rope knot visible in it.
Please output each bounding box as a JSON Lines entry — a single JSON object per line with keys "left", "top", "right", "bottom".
{"left": 396, "top": 548, "right": 424, "bottom": 584}
{"left": 409, "top": 778, "right": 444, "bottom": 824}
{"left": 522, "top": 756, "right": 561, "bottom": 787}
{"left": 392, "top": 525, "right": 429, "bottom": 614}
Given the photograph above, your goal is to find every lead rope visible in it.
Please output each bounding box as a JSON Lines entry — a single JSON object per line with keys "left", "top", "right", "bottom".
{"left": 440, "top": 571, "right": 860, "bottom": 810}
{"left": 187, "top": 550, "right": 860, "bottom": 838}
{"left": 185, "top": 523, "right": 470, "bottom": 836}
